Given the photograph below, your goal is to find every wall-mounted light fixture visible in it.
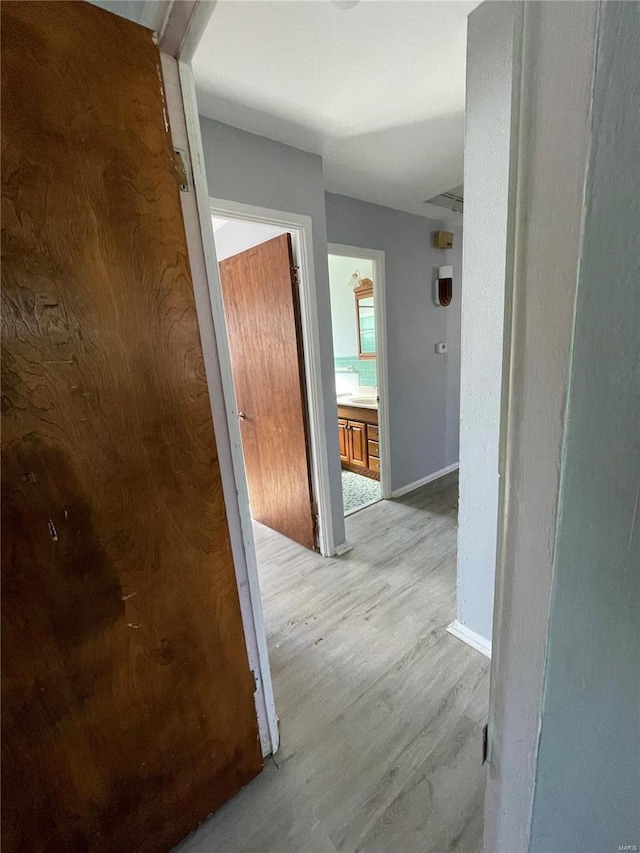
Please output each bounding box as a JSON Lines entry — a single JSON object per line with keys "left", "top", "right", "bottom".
{"left": 347, "top": 270, "right": 374, "bottom": 291}
{"left": 347, "top": 270, "right": 362, "bottom": 289}
{"left": 436, "top": 265, "right": 453, "bottom": 307}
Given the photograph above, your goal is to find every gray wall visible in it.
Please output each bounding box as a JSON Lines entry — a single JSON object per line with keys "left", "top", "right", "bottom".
{"left": 530, "top": 2, "right": 640, "bottom": 849}
{"left": 325, "top": 193, "right": 462, "bottom": 493}
{"left": 456, "top": 1, "right": 517, "bottom": 644}
{"left": 199, "top": 117, "right": 345, "bottom": 549}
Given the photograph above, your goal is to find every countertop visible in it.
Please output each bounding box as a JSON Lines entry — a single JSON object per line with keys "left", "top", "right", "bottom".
{"left": 337, "top": 395, "right": 378, "bottom": 411}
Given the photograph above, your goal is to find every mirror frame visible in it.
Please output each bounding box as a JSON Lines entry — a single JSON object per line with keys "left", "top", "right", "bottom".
{"left": 354, "top": 278, "right": 375, "bottom": 360}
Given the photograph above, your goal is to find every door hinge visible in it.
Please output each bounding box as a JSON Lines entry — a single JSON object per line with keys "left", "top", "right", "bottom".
{"left": 173, "top": 147, "right": 191, "bottom": 193}
{"left": 482, "top": 723, "right": 489, "bottom": 764}
{"left": 251, "top": 669, "right": 259, "bottom": 694}
{"left": 291, "top": 265, "right": 300, "bottom": 286}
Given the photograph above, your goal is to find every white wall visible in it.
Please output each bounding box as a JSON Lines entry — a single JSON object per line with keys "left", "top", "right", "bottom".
{"left": 328, "top": 254, "right": 373, "bottom": 358}
{"left": 483, "top": 2, "right": 632, "bottom": 850}
{"left": 529, "top": 2, "right": 640, "bottom": 848}
{"left": 325, "top": 193, "right": 462, "bottom": 493}
{"left": 212, "top": 218, "right": 288, "bottom": 262}
{"left": 455, "top": 1, "right": 518, "bottom": 646}
{"left": 199, "top": 117, "right": 346, "bottom": 549}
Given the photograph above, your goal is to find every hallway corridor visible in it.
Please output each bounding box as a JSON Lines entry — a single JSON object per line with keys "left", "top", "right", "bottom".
{"left": 176, "top": 473, "right": 489, "bottom": 853}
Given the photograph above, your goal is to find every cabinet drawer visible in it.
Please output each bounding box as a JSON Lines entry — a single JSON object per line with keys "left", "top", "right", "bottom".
{"left": 368, "top": 455, "right": 380, "bottom": 473}
{"left": 368, "top": 439, "right": 379, "bottom": 459}
{"left": 367, "top": 424, "right": 378, "bottom": 441}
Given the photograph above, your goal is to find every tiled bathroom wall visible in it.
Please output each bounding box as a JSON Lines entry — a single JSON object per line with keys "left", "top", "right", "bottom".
{"left": 334, "top": 356, "right": 378, "bottom": 388}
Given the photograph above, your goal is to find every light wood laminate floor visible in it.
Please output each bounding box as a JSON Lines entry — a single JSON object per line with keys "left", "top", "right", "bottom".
{"left": 176, "top": 472, "right": 490, "bottom": 853}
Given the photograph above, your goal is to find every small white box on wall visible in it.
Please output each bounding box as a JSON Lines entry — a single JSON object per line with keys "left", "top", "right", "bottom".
{"left": 436, "top": 265, "right": 453, "bottom": 306}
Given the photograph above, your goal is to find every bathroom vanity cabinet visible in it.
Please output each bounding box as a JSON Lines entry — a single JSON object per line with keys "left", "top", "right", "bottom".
{"left": 337, "top": 404, "right": 379, "bottom": 480}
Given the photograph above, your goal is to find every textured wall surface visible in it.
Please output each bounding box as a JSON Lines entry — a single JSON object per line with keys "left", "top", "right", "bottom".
{"left": 456, "top": 1, "right": 516, "bottom": 642}
{"left": 530, "top": 3, "right": 640, "bottom": 849}
{"left": 325, "top": 192, "right": 462, "bottom": 492}
{"left": 199, "top": 118, "right": 345, "bottom": 547}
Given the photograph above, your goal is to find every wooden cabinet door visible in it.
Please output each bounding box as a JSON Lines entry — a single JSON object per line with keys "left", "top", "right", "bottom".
{"left": 338, "top": 419, "right": 349, "bottom": 462}
{"left": 348, "top": 421, "right": 368, "bottom": 468}
{"left": 1, "top": 4, "right": 262, "bottom": 851}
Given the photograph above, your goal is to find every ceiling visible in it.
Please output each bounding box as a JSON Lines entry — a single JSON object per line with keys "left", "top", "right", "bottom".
{"left": 193, "top": 0, "right": 479, "bottom": 220}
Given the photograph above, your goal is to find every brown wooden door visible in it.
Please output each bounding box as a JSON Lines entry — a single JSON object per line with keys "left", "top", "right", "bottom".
{"left": 338, "top": 418, "right": 349, "bottom": 462}
{"left": 348, "top": 420, "right": 368, "bottom": 468}
{"left": 218, "top": 235, "right": 317, "bottom": 551}
{"left": 1, "top": 4, "right": 262, "bottom": 852}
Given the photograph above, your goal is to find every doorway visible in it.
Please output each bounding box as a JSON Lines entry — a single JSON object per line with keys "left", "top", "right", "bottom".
{"left": 328, "top": 244, "right": 390, "bottom": 515}
{"left": 208, "top": 200, "right": 337, "bottom": 562}
{"left": 216, "top": 225, "right": 317, "bottom": 550}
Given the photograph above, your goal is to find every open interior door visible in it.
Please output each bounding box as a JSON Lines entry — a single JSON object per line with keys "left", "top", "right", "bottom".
{"left": 218, "top": 235, "right": 318, "bottom": 551}
{"left": 1, "top": 3, "right": 263, "bottom": 851}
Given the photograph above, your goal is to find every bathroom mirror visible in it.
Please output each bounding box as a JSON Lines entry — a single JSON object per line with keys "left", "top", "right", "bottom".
{"left": 355, "top": 279, "right": 375, "bottom": 358}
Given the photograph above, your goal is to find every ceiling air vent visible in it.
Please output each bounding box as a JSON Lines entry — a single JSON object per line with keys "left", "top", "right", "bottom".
{"left": 425, "top": 186, "right": 464, "bottom": 214}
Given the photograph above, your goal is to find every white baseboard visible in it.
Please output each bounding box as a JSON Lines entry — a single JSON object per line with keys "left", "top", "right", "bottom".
{"left": 447, "top": 620, "right": 492, "bottom": 659}
{"left": 390, "top": 462, "right": 459, "bottom": 499}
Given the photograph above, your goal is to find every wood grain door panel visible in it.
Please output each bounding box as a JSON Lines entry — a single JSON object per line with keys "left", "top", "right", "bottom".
{"left": 218, "top": 235, "right": 317, "bottom": 551}
{"left": 1, "top": 3, "right": 262, "bottom": 851}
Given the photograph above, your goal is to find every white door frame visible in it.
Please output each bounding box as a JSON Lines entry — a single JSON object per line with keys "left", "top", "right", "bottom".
{"left": 169, "top": 63, "right": 280, "bottom": 756}
{"left": 209, "top": 198, "right": 336, "bottom": 560}
{"left": 328, "top": 243, "right": 390, "bottom": 501}
{"left": 484, "top": 3, "right": 601, "bottom": 848}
